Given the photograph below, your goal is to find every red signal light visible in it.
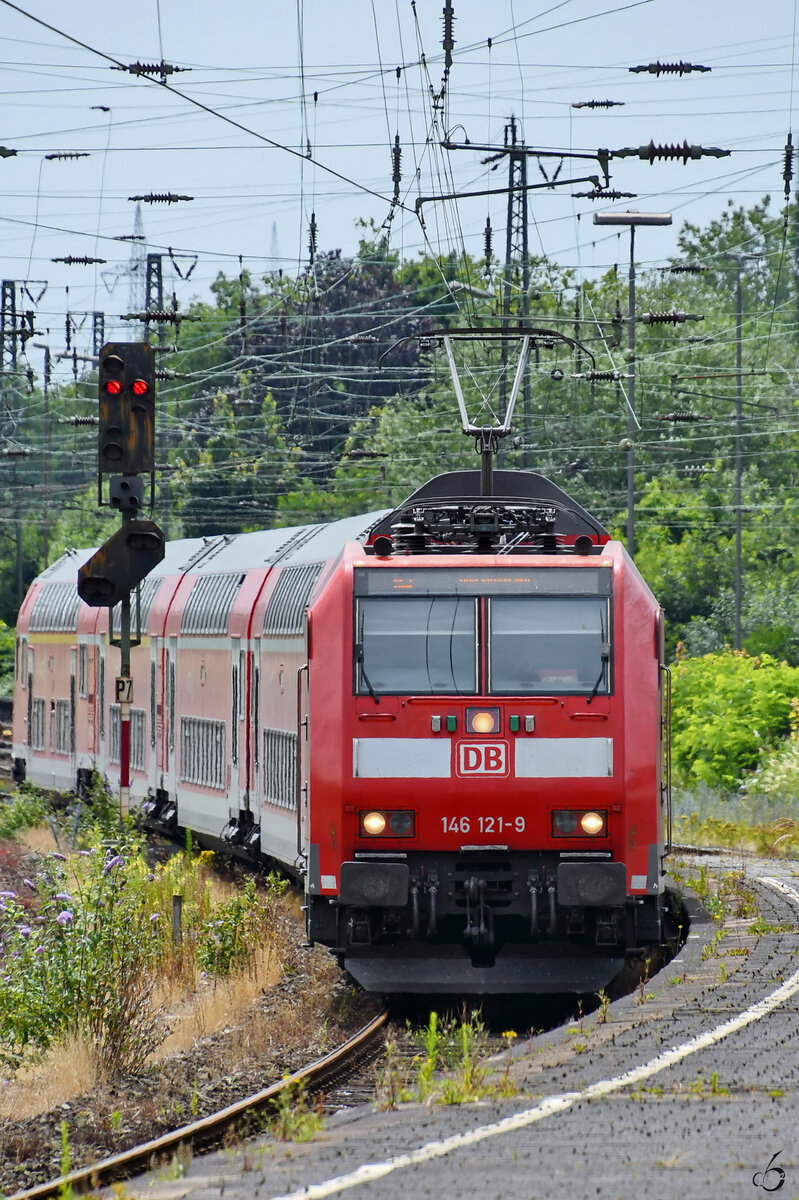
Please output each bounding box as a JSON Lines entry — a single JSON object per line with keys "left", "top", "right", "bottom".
{"left": 104, "top": 379, "right": 123, "bottom": 396}
{"left": 131, "top": 379, "right": 149, "bottom": 396}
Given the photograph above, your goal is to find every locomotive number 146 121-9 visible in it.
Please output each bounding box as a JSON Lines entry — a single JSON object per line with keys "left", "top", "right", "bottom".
{"left": 441, "top": 815, "right": 527, "bottom": 834}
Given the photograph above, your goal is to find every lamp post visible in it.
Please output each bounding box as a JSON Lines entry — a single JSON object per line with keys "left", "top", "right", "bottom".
{"left": 593, "top": 211, "right": 672, "bottom": 557}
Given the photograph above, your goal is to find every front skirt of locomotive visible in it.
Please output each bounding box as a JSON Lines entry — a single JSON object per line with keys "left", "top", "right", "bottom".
{"left": 311, "top": 849, "right": 662, "bottom": 995}
{"left": 344, "top": 942, "right": 627, "bottom": 995}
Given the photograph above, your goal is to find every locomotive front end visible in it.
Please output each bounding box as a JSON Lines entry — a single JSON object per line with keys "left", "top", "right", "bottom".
{"left": 304, "top": 504, "right": 668, "bottom": 995}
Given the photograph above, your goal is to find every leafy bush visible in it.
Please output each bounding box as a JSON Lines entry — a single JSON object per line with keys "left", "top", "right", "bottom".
{"left": 0, "top": 841, "right": 164, "bottom": 1074}
{"left": 671, "top": 650, "right": 799, "bottom": 790}
{"left": 0, "top": 838, "right": 289, "bottom": 1075}
{"left": 0, "top": 783, "right": 51, "bottom": 840}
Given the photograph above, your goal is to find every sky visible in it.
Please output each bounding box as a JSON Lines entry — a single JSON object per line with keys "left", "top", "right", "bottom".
{"left": 2, "top": 0, "right": 798, "bottom": 382}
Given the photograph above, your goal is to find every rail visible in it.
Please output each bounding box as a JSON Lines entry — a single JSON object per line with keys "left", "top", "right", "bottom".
{"left": 8, "top": 1010, "right": 389, "bottom": 1200}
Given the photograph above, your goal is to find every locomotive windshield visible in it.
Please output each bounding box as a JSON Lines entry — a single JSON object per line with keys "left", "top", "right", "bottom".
{"left": 354, "top": 567, "right": 612, "bottom": 697}
{"left": 489, "top": 597, "right": 608, "bottom": 694}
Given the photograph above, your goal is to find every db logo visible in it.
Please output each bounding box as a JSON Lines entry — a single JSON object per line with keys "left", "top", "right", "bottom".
{"left": 456, "top": 741, "right": 509, "bottom": 777}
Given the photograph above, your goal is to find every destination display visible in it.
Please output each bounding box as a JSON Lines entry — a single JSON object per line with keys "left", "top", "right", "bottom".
{"left": 354, "top": 566, "right": 612, "bottom": 597}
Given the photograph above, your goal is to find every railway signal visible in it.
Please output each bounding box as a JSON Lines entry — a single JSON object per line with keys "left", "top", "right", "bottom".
{"left": 77, "top": 518, "right": 165, "bottom": 609}
{"left": 98, "top": 341, "right": 155, "bottom": 475}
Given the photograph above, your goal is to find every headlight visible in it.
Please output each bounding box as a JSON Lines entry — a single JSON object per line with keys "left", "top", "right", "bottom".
{"left": 359, "top": 810, "right": 416, "bottom": 838}
{"left": 552, "top": 810, "right": 578, "bottom": 836}
{"left": 361, "top": 811, "right": 387, "bottom": 836}
{"left": 466, "top": 706, "right": 501, "bottom": 734}
{"left": 552, "top": 809, "right": 607, "bottom": 838}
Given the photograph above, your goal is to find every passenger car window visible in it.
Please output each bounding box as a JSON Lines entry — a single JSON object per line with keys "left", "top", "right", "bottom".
{"left": 357, "top": 597, "right": 477, "bottom": 695}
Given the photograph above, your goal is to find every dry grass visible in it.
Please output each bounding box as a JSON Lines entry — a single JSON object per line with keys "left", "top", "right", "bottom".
{"left": 154, "top": 940, "right": 286, "bottom": 1059}
{"left": 20, "top": 825, "right": 60, "bottom": 856}
{"left": 0, "top": 1035, "right": 98, "bottom": 1119}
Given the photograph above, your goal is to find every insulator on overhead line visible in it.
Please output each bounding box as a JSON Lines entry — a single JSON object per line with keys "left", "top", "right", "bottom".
{"left": 392, "top": 135, "right": 402, "bottom": 204}
{"left": 484, "top": 217, "right": 493, "bottom": 265}
{"left": 121, "top": 309, "right": 199, "bottom": 325}
{"left": 128, "top": 193, "right": 194, "bottom": 204}
{"left": 784, "top": 131, "right": 794, "bottom": 202}
{"left": 44, "top": 152, "right": 90, "bottom": 161}
{"left": 629, "top": 61, "right": 710, "bottom": 76}
{"left": 613, "top": 140, "right": 729, "bottom": 164}
{"left": 665, "top": 263, "right": 709, "bottom": 273}
{"left": 51, "top": 256, "right": 107, "bottom": 265}
{"left": 571, "top": 99, "right": 625, "bottom": 109}
{"left": 308, "top": 212, "right": 318, "bottom": 265}
{"left": 639, "top": 311, "right": 704, "bottom": 324}
{"left": 442, "top": 1, "right": 455, "bottom": 69}
{"left": 113, "top": 61, "right": 190, "bottom": 79}
{"left": 576, "top": 370, "right": 625, "bottom": 382}
{"left": 657, "top": 411, "right": 710, "bottom": 422}
{"left": 60, "top": 416, "right": 99, "bottom": 426}
{"left": 572, "top": 187, "right": 637, "bottom": 200}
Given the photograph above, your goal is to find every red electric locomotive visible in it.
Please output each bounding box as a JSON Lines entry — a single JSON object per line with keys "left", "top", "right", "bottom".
{"left": 12, "top": 465, "right": 670, "bottom": 996}
{"left": 302, "top": 467, "right": 670, "bottom": 994}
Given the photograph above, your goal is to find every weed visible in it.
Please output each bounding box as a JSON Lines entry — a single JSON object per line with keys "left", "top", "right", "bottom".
{"left": 670, "top": 860, "right": 758, "bottom": 922}
{"left": 270, "top": 1079, "right": 325, "bottom": 1142}
{"left": 375, "top": 1036, "right": 409, "bottom": 1110}
{"left": 685, "top": 1071, "right": 729, "bottom": 1097}
{"left": 700, "top": 928, "right": 728, "bottom": 960}
{"left": 749, "top": 917, "right": 796, "bottom": 935}
{"left": 58, "top": 1120, "right": 74, "bottom": 1200}
{"left": 596, "top": 990, "right": 610, "bottom": 1024}
{"left": 161, "top": 1143, "right": 192, "bottom": 1179}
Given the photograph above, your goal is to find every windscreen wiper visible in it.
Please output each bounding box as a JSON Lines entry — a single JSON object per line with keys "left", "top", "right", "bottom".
{"left": 586, "top": 642, "right": 610, "bottom": 705}
{"left": 355, "top": 643, "right": 380, "bottom": 705}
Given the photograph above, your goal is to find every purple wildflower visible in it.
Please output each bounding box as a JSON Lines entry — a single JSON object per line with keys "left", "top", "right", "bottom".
{"left": 56, "top": 911, "right": 73, "bottom": 927}
{"left": 102, "top": 855, "right": 124, "bottom": 876}
{"left": 23, "top": 879, "right": 36, "bottom": 891}
{"left": 55, "top": 893, "right": 73, "bottom": 903}
{"left": 48, "top": 852, "right": 66, "bottom": 861}
{"left": 0, "top": 891, "right": 16, "bottom": 899}
{"left": 148, "top": 913, "right": 160, "bottom": 922}
{"left": 17, "top": 925, "right": 31, "bottom": 938}
{"left": 34, "top": 946, "right": 46, "bottom": 956}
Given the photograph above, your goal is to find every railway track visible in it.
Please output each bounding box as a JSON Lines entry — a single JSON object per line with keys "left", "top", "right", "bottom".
{"left": 8, "top": 1011, "right": 390, "bottom": 1200}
